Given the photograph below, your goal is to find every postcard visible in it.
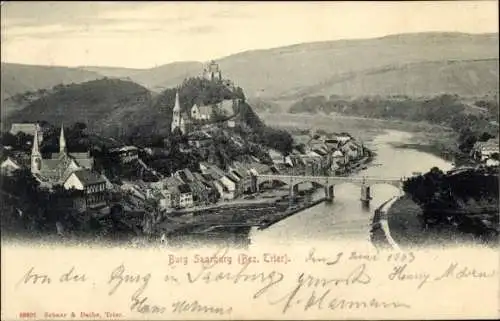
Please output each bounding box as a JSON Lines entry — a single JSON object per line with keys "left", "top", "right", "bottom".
{"left": 1, "top": 1, "right": 499, "bottom": 320}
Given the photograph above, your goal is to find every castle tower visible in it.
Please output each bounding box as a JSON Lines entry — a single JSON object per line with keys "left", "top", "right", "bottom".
{"left": 171, "top": 91, "right": 184, "bottom": 133}
{"left": 31, "top": 129, "right": 42, "bottom": 174}
{"left": 204, "top": 60, "right": 222, "bottom": 81}
{"left": 59, "top": 123, "right": 67, "bottom": 154}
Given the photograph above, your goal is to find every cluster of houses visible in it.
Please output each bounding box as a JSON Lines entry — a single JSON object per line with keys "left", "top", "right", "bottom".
{"left": 269, "top": 132, "right": 366, "bottom": 175}
{"left": 470, "top": 137, "right": 499, "bottom": 166}
{"left": 120, "top": 161, "right": 274, "bottom": 211}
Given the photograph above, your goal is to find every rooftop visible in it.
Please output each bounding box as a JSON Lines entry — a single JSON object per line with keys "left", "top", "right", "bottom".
{"left": 71, "top": 169, "right": 105, "bottom": 186}
{"left": 178, "top": 183, "right": 191, "bottom": 194}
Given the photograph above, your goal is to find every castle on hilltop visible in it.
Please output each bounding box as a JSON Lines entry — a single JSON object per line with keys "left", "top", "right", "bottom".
{"left": 202, "top": 60, "right": 235, "bottom": 89}
{"left": 203, "top": 60, "right": 222, "bottom": 82}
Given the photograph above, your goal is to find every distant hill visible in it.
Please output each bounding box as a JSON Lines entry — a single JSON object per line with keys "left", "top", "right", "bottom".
{"left": 109, "top": 32, "right": 499, "bottom": 100}
{"left": 2, "top": 32, "right": 498, "bottom": 112}
{"left": 278, "top": 58, "right": 499, "bottom": 100}
{"left": 5, "top": 79, "right": 160, "bottom": 137}
{"left": 216, "top": 32, "right": 499, "bottom": 99}
{"left": 1, "top": 63, "right": 102, "bottom": 100}
{"left": 80, "top": 61, "right": 204, "bottom": 93}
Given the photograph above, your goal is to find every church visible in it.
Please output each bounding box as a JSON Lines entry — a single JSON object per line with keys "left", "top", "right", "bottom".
{"left": 31, "top": 125, "right": 95, "bottom": 186}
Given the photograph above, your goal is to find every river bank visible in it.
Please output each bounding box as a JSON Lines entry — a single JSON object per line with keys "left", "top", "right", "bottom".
{"left": 389, "top": 127, "right": 480, "bottom": 167}
{"left": 379, "top": 194, "right": 499, "bottom": 249}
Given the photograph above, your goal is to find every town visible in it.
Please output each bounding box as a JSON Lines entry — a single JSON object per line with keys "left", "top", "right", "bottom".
{"left": 0, "top": 61, "right": 372, "bottom": 244}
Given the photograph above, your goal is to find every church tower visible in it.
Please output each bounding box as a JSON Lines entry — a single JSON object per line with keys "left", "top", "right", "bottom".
{"left": 31, "top": 129, "right": 42, "bottom": 174}
{"left": 59, "top": 124, "right": 67, "bottom": 154}
{"left": 171, "top": 91, "right": 184, "bottom": 133}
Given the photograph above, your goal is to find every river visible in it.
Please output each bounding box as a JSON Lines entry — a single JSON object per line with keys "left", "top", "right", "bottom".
{"left": 249, "top": 130, "right": 453, "bottom": 249}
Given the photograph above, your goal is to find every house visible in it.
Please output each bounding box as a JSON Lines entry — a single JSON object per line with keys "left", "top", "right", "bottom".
{"left": 312, "top": 147, "right": 328, "bottom": 157}
{"left": 10, "top": 123, "right": 44, "bottom": 144}
{"left": 163, "top": 177, "right": 182, "bottom": 208}
{"left": 144, "top": 180, "right": 173, "bottom": 210}
{"left": 218, "top": 175, "right": 236, "bottom": 200}
{"left": 324, "top": 138, "right": 340, "bottom": 150}
{"left": 178, "top": 184, "right": 194, "bottom": 208}
{"left": 486, "top": 158, "right": 499, "bottom": 166}
{"left": 193, "top": 172, "right": 219, "bottom": 203}
{"left": 471, "top": 138, "right": 499, "bottom": 162}
{"left": 332, "top": 150, "right": 345, "bottom": 163}
{"left": 63, "top": 169, "right": 108, "bottom": 211}
{"left": 211, "top": 180, "right": 225, "bottom": 200}
{"left": 174, "top": 168, "right": 196, "bottom": 184}
{"left": 341, "top": 141, "right": 360, "bottom": 161}
{"left": 335, "top": 134, "right": 352, "bottom": 145}
{"left": 150, "top": 188, "right": 172, "bottom": 210}
{"left": 0, "top": 157, "right": 21, "bottom": 175}
{"left": 226, "top": 172, "right": 242, "bottom": 197}
{"left": 109, "top": 146, "right": 139, "bottom": 163}
{"left": 229, "top": 164, "right": 251, "bottom": 193}
{"left": 199, "top": 162, "right": 212, "bottom": 174}
{"left": 176, "top": 169, "right": 212, "bottom": 205}
{"left": 158, "top": 189, "right": 172, "bottom": 209}
{"left": 191, "top": 103, "right": 212, "bottom": 121}
{"left": 269, "top": 149, "right": 285, "bottom": 165}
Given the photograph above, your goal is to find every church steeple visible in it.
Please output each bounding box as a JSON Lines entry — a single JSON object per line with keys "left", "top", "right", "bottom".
{"left": 173, "top": 91, "right": 181, "bottom": 112}
{"left": 32, "top": 128, "right": 41, "bottom": 156}
{"left": 31, "top": 128, "right": 42, "bottom": 174}
{"left": 171, "top": 90, "right": 184, "bottom": 133}
{"left": 59, "top": 123, "right": 67, "bottom": 154}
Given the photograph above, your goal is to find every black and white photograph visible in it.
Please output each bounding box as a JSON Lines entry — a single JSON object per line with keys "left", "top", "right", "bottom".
{"left": 1, "top": 1, "right": 498, "bottom": 320}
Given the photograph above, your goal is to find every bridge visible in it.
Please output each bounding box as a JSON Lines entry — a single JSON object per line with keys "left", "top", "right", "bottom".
{"left": 251, "top": 174, "right": 405, "bottom": 207}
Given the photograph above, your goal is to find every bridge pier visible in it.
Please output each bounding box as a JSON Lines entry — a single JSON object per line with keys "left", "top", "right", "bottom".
{"left": 324, "top": 185, "right": 334, "bottom": 202}
{"left": 360, "top": 184, "right": 372, "bottom": 207}
{"left": 250, "top": 174, "right": 259, "bottom": 194}
{"left": 289, "top": 184, "right": 299, "bottom": 207}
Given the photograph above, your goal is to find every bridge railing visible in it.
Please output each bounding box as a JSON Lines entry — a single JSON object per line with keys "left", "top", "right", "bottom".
{"left": 256, "top": 174, "right": 404, "bottom": 182}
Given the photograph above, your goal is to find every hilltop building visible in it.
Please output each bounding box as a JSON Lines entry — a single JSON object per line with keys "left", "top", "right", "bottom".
{"left": 191, "top": 103, "right": 212, "bottom": 121}
{"left": 30, "top": 124, "right": 95, "bottom": 186}
{"left": 203, "top": 60, "right": 222, "bottom": 81}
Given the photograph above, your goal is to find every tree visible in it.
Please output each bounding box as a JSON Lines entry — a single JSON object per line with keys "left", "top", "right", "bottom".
{"left": 479, "top": 132, "right": 494, "bottom": 142}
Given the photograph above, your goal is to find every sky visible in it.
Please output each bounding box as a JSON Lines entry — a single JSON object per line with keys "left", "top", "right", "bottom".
{"left": 1, "top": 1, "right": 498, "bottom": 69}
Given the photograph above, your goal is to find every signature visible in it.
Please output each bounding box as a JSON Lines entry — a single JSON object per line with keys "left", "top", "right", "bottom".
{"left": 172, "top": 300, "right": 232, "bottom": 315}
{"left": 130, "top": 296, "right": 232, "bottom": 315}
{"left": 254, "top": 263, "right": 372, "bottom": 313}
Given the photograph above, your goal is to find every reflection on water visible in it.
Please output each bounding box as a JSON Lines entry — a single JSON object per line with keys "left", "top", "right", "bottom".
{"left": 175, "top": 130, "right": 453, "bottom": 248}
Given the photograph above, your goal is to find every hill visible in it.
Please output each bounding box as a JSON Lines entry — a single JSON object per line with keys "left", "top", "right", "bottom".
{"left": 80, "top": 61, "right": 203, "bottom": 93}
{"left": 106, "top": 32, "right": 499, "bottom": 100}
{"left": 276, "top": 59, "right": 499, "bottom": 100}
{"left": 216, "top": 32, "right": 498, "bottom": 99}
{"left": 2, "top": 32, "right": 498, "bottom": 113}
{"left": 0, "top": 63, "right": 102, "bottom": 100}
{"left": 5, "top": 78, "right": 159, "bottom": 137}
